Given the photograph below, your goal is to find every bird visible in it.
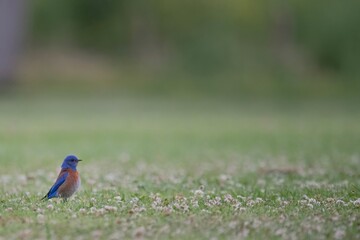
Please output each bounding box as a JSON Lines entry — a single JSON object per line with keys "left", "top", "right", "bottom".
{"left": 41, "top": 155, "right": 82, "bottom": 201}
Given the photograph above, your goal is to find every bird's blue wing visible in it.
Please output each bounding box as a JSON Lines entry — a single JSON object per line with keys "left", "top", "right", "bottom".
{"left": 45, "top": 172, "right": 69, "bottom": 199}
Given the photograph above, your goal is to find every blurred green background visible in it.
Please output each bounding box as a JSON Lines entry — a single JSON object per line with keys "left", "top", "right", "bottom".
{"left": 0, "top": 0, "right": 359, "bottom": 172}
{"left": 0, "top": 0, "right": 359, "bottom": 99}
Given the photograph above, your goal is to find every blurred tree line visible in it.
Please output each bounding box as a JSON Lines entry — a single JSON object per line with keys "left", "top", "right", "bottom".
{"left": 1, "top": 0, "right": 357, "bottom": 93}
{"left": 28, "top": 0, "right": 360, "bottom": 78}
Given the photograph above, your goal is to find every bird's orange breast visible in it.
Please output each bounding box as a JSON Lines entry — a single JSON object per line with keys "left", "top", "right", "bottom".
{"left": 57, "top": 169, "right": 80, "bottom": 198}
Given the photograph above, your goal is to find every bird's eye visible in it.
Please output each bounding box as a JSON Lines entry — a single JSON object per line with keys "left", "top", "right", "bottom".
{"left": 71, "top": 159, "right": 75, "bottom": 162}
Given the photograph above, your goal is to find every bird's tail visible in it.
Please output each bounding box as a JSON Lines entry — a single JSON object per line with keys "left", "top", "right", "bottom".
{"left": 41, "top": 191, "right": 50, "bottom": 201}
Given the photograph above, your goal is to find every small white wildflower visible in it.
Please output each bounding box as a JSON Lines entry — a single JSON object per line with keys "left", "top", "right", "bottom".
{"left": 234, "top": 202, "right": 242, "bottom": 210}
{"left": 246, "top": 200, "right": 256, "bottom": 207}
{"left": 194, "top": 189, "right": 204, "bottom": 197}
{"left": 224, "top": 194, "right": 235, "bottom": 204}
{"left": 96, "top": 208, "right": 106, "bottom": 216}
{"left": 351, "top": 198, "right": 360, "bottom": 206}
{"left": 130, "top": 197, "right": 139, "bottom": 205}
{"left": 104, "top": 205, "right": 118, "bottom": 212}
{"left": 237, "top": 195, "right": 246, "bottom": 201}
{"left": 308, "top": 198, "right": 320, "bottom": 205}
{"left": 137, "top": 206, "right": 147, "bottom": 212}
{"left": 79, "top": 208, "right": 86, "bottom": 214}
{"left": 192, "top": 200, "right": 199, "bottom": 208}
{"left": 214, "top": 196, "right": 222, "bottom": 205}
{"left": 306, "top": 203, "right": 313, "bottom": 208}
{"left": 46, "top": 204, "right": 54, "bottom": 210}
{"left": 336, "top": 200, "right": 346, "bottom": 205}
{"left": 173, "top": 202, "right": 181, "bottom": 210}
{"left": 91, "top": 198, "right": 97, "bottom": 202}
{"left": 114, "top": 196, "right": 122, "bottom": 202}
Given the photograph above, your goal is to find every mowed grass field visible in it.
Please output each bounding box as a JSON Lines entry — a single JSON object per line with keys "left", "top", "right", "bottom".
{"left": 0, "top": 94, "right": 359, "bottom": 239}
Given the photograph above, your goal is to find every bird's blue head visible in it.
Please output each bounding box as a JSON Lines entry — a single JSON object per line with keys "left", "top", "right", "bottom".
{"left": 61, "top": 155, "right": 82, "bottom": 170}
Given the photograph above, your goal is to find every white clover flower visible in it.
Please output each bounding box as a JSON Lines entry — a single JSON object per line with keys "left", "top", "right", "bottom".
{"left": 224, "top": 194, "right": 235, "bottom": 204}
{"left": 308, "top": 198, "right": 320, "bottom": 205}
{"left": 302, "top": 195, "right": 309, "bottom": 200}
{"left": 79, "top": 208, "right": 86, "bottom": 214}
{"left": 130, "top": 197, "right": 139, "bottom": 205}
{"left": 194, "top": 189, "right": 205, "bottom": 197}
{"left": 234, "top": 202, "right": 242, "bottom": 211}
{"left": 104, "top": 205, "right": 118, "bottom": 212}
{"left": 90, "top": 207, "right": 97, "bottom": 213}
{"left": 351, "top": 198, "right": 360, "bottom": 206}
{"left": 336, "top": 200, "right": 346, "bottom": 205}
{"left": 114, "top": 196, "right": 122, "bottom": 202}
{"left": 237, "top": 195, "right": 246, "bottom": 201}
{"left": 191, "top": 199, "right": 199, "bottom": 208}
{"left": 96, "top": 208, "right": 106, "bottom": 216}
{"left": 138, "top": 206, "right": 147, "bottom": 212}
{"left": 246, "top": 200, "right": 256, "bottom": 207}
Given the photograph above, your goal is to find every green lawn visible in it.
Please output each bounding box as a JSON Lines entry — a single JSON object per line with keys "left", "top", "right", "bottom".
{"left": 0, "top": 95, "right": 359, "bottom": 239}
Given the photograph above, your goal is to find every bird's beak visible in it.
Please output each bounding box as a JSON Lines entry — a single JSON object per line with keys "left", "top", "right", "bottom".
{"left": 78, "top": 159, "right": 82, "bottom": 162}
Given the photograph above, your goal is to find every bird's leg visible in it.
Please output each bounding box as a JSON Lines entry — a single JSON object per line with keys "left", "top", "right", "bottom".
{"left": 63, "top": 198, "right": 68, "bottom": 203}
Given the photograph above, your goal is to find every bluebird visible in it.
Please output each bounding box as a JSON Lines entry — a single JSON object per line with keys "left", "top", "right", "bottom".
{"left": 41, "top": 155, "right": 82, "bottom": 201}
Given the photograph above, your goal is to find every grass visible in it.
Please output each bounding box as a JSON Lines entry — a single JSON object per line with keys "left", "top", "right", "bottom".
{"left": 0, "top": 94, "right": 359, "bottom": 239}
